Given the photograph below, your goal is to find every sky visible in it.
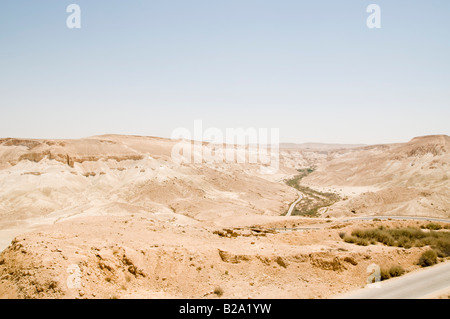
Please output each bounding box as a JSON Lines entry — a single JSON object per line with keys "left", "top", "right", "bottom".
{"left": 0, "top": 0, "right": 449, "bottom": 144}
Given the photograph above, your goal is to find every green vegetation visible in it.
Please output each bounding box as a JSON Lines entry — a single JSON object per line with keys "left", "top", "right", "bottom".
{"left": 421, "top": 223, "right": 442, "bottom": 231}
{"left": 343, "top": 235, "right": 369, "bottom": 246}
{"left": 379, "top": 265, "right": 406, "bottom": 281}
{"left": 418, "top": 250, "right": 438, "bottom": 267}
{"left": 293, "top": 185, "right": 340, "bottom": 217}
{"left": 285, "top": 168, "right": 340, "bottom": 217}
{"left": 286, "top": 175, "right": 304, "bottom": 189}
{"left": 388, "top": 265, "right": 406, "bottom": 277}
{"left": 298, "top": 167, "right": 315, "bottom": 177}
{"left": 380, "top": 267, "right": 391, "bottom": 281}
{"left": 214, "top": 286, "right": 224, "bottom": 297}
{"left": 286, "top": 168, "right": 315, "bottom": 188}
{"left": 341, "top": 226, "right": 450, "bottom": 267}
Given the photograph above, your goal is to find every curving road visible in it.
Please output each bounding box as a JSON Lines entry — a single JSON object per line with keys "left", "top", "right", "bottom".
{"left": 286, "top": 192, "right": 303, "bottom": 217}
{"left": 281, "top": 184, "right": 450, "bottom": 298}
{"left": 341, "top": 216, "right": 450, "bottom": 223}
{"left": 335, "top": 261, "right": 450, "bottom": 299}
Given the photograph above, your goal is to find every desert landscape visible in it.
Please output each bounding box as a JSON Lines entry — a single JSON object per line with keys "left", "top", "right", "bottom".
{"left": 1, "top": 1, "right": 449, "bottom": 305}
{"left": 0, "top": 134, "right": 449, "bottom": 299}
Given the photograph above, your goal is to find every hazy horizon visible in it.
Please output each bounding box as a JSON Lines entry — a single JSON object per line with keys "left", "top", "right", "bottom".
{"left": 2, "top": 132, "right": 448, "bottom": 147}
{"left": 1, "top": 1, "right": 449, "bottom": 144}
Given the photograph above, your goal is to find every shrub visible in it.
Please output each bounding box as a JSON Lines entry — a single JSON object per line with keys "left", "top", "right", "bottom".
{"left": 355, "top": 238, "right": 369, "bottom": 246}
{"left": 424, "top": 223, "right": 442, "bottom": 230}
{"left": 343, "top": 226, "right": 450, "bottom": 258}
{"left": 351, "top": 228, "right": 395, "bottom": 246}
{"left": 397, "top": 237, "right": 413, "bottom": 249}
{"left": 389, "top": 228, "right": 426, "bottom": 240}
{"left": 413, "top": 240, "right": 425, "bottom": 248}
{"left": 339, "top": 232, "right": 346, "bottom": 239}
{"left": 343, "top": 235, "right": 356, "bottom": 244}
{"left": 418, "top": 250, "right": 438, "bottom": 267}
{"left": 389, "top": 265, "right": 405, "bottom": 277}
{"left": 214, "top": 287, "right": 224, "bottom": 297}
{"left": 434, "top": 239, "right": 450, "bottom": 257}
{"left": 344, "top": 235, "right": 368, "bottom": 246}
{"left": 380, "top": 268, "right": 390, "bottom": 281}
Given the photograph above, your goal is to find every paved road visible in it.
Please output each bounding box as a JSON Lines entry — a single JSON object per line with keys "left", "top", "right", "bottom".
{"left": 335, "top": 261, "right": 450, "bottom": 299}
{"left": 342, "top": 216, "right": 450, "bottom": 223}
{"left": 286, "top": 192, "right": 303, "bottom": 217}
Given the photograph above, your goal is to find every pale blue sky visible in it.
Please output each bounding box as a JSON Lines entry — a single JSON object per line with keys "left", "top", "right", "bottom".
{"left": 1, "top": 1, "right": 449, "bottom": 144}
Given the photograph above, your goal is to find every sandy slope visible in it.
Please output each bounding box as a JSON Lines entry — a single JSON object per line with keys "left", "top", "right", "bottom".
{"left": 0, "top": 134, "right": 448, "bottom": 299}
{"left": 0, "top": 216, "right": 439, "bottom": 299}
{"left": 0, "top": 135, "right": 302, "bottom": 251}
{"left": 302, "top": 135, "right": 450, "bottom": 218}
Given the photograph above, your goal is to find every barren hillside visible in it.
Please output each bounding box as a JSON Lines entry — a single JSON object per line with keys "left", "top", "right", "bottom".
{"left": 0, "top": 134, "right": 448, "bottom": 299}
{"left": 0, "top": 135, "right": 303, "bottom": 250}
{"left": 1, "top": 214, "right": 442, "bottom": 299}
{"left": 302, "top": 135, "right": 450, "bottom": 218}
